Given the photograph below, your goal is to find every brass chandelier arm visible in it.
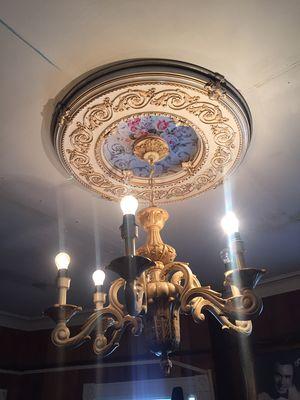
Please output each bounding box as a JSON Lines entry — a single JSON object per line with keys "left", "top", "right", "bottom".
{"left": 186, "top": 295, "right": 253, "bottom": 334}
{"left": 93, "top": 329, "right": 123, "bottom": 356}
{"left": 93, "top": 315, "right": 143, "bottom": 356}
{"left": 50, "top": 275, "right": 144, "bottom": 355}
{"left": 123, "top": 314, "right": 143, "bottom": 336}
{"left": 180, "top": 285, "right": 263, "bottom": 324}
{"left": 205, "top": 304, "right": 253, "bottom": 335}
{"left": 108, "top": 277, "right": 125, "bottom": 314}
{"left": 51, "top": 305, "right": 125, "bottom": 349}
{"left": 180, "top": 286, "right": 225, "bottom": 314}
{"left": 160, "top": 262, "right": 195, "bottom": 295}
{"left": 223, "top": 289, "right": 264, "bottom": 320}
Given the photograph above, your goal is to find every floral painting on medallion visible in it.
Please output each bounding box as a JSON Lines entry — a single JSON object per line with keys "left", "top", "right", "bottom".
{"left": 102, "top": 115, "right": 199, "bottom": 178}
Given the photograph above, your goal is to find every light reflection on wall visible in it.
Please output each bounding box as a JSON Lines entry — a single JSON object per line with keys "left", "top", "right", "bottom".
{"left": 83, "top": 374, "right": 213, "bottom": 400}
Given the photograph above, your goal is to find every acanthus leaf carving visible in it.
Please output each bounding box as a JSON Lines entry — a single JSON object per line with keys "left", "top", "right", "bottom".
{"left": 69, "top": 122, "right": 93, "bottom": 153}
{"left": 84, "top": 97, "right": 113, "bottom": 130}
{"left": 113, "top": 88, "right": 155, "bottom": 112}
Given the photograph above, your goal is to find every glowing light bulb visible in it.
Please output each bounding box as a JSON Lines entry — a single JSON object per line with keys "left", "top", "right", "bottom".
{"left": 221, "top": 211, "right": 239, "bottom": 235}
{"left": 92, "top": 269, "right": 106, "bottom": 286}
{"left": 55, "top": 252, "right": 71, "bottom": 270}
{"left": 120, "top": 195, "right": 138, "bottom": 215}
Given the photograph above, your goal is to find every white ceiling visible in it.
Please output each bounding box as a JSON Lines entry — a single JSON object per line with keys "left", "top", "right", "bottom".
{"left": 0, "top": 0, "right": 299, "bottom": 317}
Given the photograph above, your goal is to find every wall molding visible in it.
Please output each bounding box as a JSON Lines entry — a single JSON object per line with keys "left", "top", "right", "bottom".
{"left": 0, "top": 271, "right": 299, "bottom": 332}
{"left": 254, "top": 270, "right": 300, "bottom": 298}
{"left": 0, "top": 359, "right": 209, "bottom": 376}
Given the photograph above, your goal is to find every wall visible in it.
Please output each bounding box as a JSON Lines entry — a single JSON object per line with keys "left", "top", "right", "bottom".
{"left": 0, "top": 290, "right": 299, "bottom": 400}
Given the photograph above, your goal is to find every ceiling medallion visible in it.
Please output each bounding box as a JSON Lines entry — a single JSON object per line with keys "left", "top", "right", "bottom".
{"left": 52, "top": 59, "right": 251, "bottom": 203}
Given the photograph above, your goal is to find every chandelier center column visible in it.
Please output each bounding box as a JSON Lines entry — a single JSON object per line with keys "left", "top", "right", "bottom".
{"left": 136, "top": 206, "right": 177, "bottom": 265}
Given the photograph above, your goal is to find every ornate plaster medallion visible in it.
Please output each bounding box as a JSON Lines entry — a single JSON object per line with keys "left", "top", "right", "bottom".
{"left": 52, "top": 59, "right": 251, "bottom": 203}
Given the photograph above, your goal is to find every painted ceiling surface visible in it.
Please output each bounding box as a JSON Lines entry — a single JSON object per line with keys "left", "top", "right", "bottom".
{"left": 0, "top": 0, "right": 299, "bottom": 318}
{"left": 103, "top": 115, "right": 199, "bottom": 178}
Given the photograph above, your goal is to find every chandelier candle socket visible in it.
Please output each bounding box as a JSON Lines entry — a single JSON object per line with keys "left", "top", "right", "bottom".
{"left": 231, "top": 232, "right": 247, "bottom": 270}
{"left": 120, "top": 196, "right": 139, "bottom": 257}
{"left": 219, "top": 248, "right": 232, "bottom": 271}
{"left": 221, "top": 212, "right": 247, "bottom": 270}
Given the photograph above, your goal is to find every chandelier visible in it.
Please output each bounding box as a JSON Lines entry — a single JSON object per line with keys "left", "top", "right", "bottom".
{"left": 45, "top": 59, "right": 266, "bottom": 374}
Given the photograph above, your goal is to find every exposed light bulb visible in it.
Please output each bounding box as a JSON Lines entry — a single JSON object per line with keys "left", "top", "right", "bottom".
{"left": 92, "top": 269, "right": 106, "bottom": 286}
{"left": 120, "top": 195, "right": 138, "bottom": 215}
{"left": 55, "top": 252, "right": 71, "bottom": 270}
{"left": 221, "top": 211, "right": 239, "bottom": 235}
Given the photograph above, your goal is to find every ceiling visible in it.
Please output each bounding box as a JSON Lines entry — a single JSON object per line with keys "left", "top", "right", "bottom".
{"left": 0, "top": 0, "right": 299, "bottom": 317}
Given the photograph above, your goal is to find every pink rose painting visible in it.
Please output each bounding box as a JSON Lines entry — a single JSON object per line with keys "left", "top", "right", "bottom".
{"left": 156, "top": 119, "right": 169, "bottom": 131}
{"left": 127, "top": 117, "right": 141, "bottom": 133}
{"left": 103, "top": 114, "right": 198, "bottom": 177}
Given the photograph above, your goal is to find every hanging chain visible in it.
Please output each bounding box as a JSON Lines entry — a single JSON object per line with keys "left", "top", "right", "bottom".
{"left": 122, "top": 170, "right": 133, "bottom": 194}
{"left": 149, "top": 160, "right": 155, "bottom": 207}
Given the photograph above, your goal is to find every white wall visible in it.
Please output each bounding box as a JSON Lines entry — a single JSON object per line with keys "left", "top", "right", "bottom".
{"left": 83, "top": 374, "right": 214, "bottom": 400}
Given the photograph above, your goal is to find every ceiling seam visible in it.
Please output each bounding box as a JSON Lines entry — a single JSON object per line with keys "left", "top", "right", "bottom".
{"left": 254, "top": 60, "right": 300, "bottom": 89}
{"left": 0, "top": 16, "right": 60, "bottom": 70}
